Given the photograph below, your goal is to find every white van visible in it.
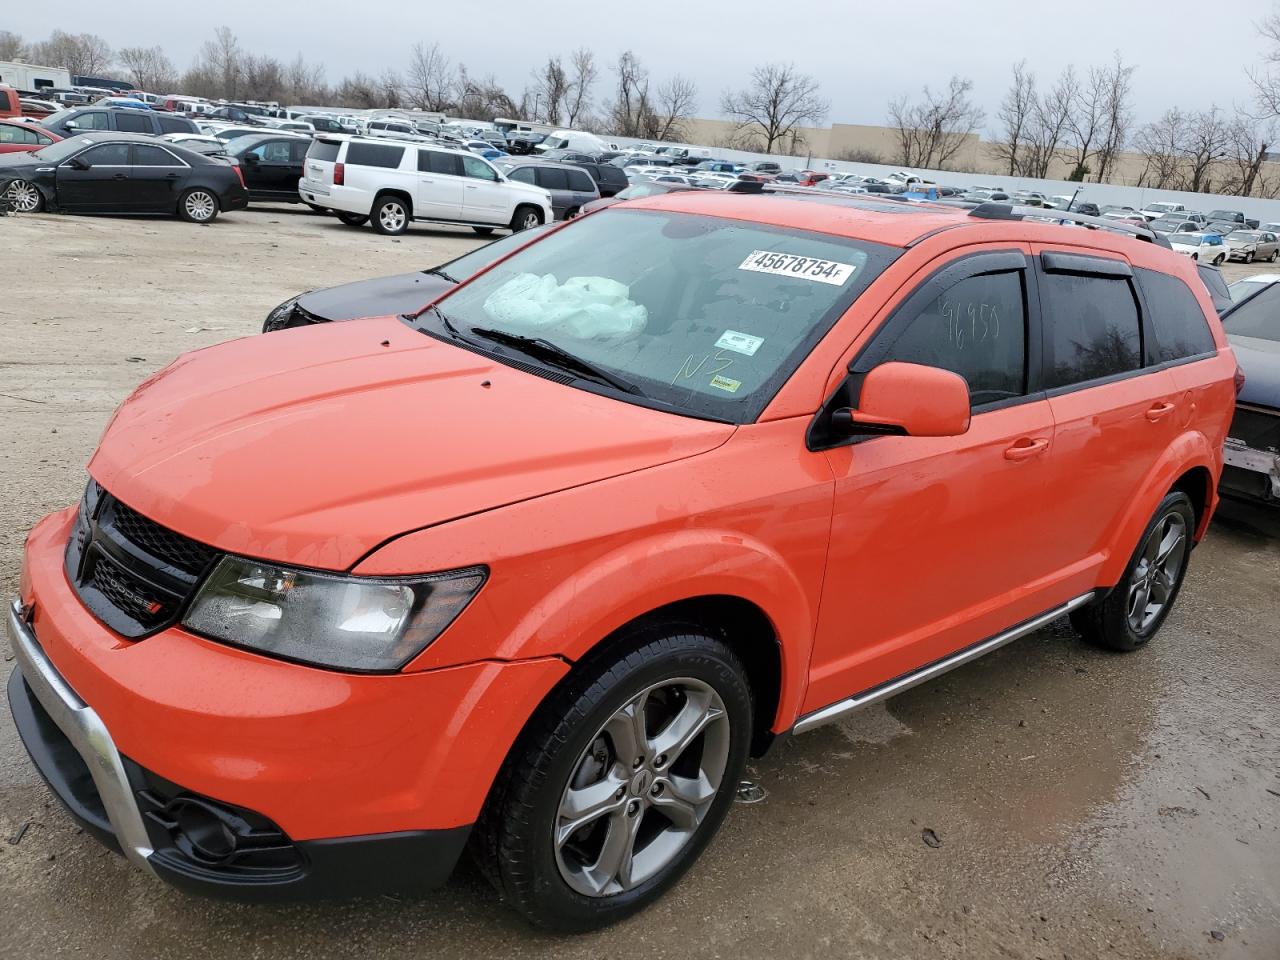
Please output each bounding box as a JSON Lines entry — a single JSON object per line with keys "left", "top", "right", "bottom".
{"left": 298, "top": 136, "right": 554, "bottom": 236}
{"left": 535, "top": 129, "right": 611, "bottom": 155}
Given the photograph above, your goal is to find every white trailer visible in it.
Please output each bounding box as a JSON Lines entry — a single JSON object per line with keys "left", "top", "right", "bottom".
{"left": 0, "top": 60, "right": 72, "bottom": 94}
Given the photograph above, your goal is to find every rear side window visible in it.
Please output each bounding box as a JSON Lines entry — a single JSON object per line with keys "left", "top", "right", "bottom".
{"left": 132, "top": 144, "right": 179, "bottom": 166}
{"left": 509, "top": 167, "right": 536, "bottom": 184}
{"left": 879, "top": 271, "right": 1027, "bottom": 407}
{"left": 307, "top": 140, "right": 341, "bottom": 163}
{"left": 157, "top": 116, "right": 191, "bottom": 134}
{"left": 1040, "top": 270, "right": 1142, "bottom": 388}
{"left": 115, "top": 113, "right": 152, "bottom": 133}
{"left": 346, "top": 142, "right": 405, "bottom": 169}
{"left": 537, "top": 167, "right": 569, "bottom": 190}
{"left": 567, "top": 169, "right": 595, "bottom": 192}
{"left": 1136, "top": 269, "right": 1218, "bottom": 363}
{"left": 419, "top": 150, "right": 462, "bottom": 176}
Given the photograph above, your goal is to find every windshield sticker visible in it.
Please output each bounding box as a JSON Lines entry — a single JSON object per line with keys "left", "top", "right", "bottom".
{"left": 709, "top": 374, "right": 742, "bottom": 393}
{"left": 738, "top": 250, "right": 857, "bottom": 285}
{"left": 715, "top": 330, "right": 764, "bottom": 356}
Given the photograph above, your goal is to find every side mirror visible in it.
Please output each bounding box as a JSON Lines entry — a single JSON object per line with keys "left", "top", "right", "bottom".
{"left": 835, "top": 362, "right": 971, "bottom": 438}
{"left": 243, "top": 153, "right": 259, "bottom": 164}
{"left": 64, "top": 120, "right": 78, "bottom": 130}
{"left": 67, "top": 155, "right": 90, "bottom": 170}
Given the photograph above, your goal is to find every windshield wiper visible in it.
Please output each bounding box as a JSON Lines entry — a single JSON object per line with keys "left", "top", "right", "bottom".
{"left": 425, "top": 267, "right": 458, "bottom": 283}
{"left": 467, "top": 326, "right": 646, "bottom": 397}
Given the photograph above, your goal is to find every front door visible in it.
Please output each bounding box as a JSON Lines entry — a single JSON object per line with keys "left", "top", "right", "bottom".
{"left": 415, "top": 149, "right": 466, "bottom": 220}
{"left": 56, "top": 142, "right": 134, "bottom": 211}
{"left": 805, "top": 248, "right": 1067, "bottom": 713}
{"left": 460, "top": 154, "right": 510, "bottom": 224}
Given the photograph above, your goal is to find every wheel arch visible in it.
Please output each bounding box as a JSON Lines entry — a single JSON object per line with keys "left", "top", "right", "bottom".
{"left": 373, "top": 188, "right": 413, "bottom": 216}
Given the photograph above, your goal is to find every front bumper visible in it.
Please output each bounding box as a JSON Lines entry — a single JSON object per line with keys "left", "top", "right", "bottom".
{"left": 8, "top": 507, "right": 570, "bottom": 899}
{"left": 1221, "top": 440, "right": 1280, "bottom": 502}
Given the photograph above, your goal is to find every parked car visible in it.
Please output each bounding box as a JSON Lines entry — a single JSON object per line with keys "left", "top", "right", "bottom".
{"left": 534, "top": 128, "right": 611, "bottom": 155}
{"left": 1203, "top": 220, "right": 1241, "bottom": 237}
{"left": 1225, "top": 230, "right": 1280, "bottom": 263}
{"left": 1215, "top": 283, "right": 1280, "bottom": 504}
{"left": 298, "top": 136, "right": 553, "bottom": 235}
{"left": 205, "top": 105, "right": 266, "bottom": 125}
{"left": 579, "top": 179, "right": 697, "bottom": 214}
{"left": 1150, "top": 217, "right": 1201, "bottom": 235}
{"left": 539, "top": 149, "right": 599, "bottom": 164}
{"left": 0, "top": 117, "right": 60, "bottom": 154}
{"left": 494, "top": 158, "right": 599, "bottom": 220}
{"left": 1228, "top": 272, "right": 1280, "bottom": 303}
{"left": 263, "top": 224, "right": 551, "bottom": 331}
{"left": 299, "top": 115, "right": 347, "bottom": 134}
{"left": 225, "top": 133, "right": 311, "bottom": 203}
{"left": 8, "top": 193, "right": 1236, "bottom": 932}
{"left": 42, "top": 106, "right": 199, "bottom": 139}
{"left": 1206, "top": 209, "right": 1256, "bottom": 229}
{"left": 364, "top": 119, "right": 421, "bottom": 140}
{"left": 0, "top": 132, "right": 247, "bottom": 221}
{"left": 1168, "top": 232, "right": 1227, "bottom": 264}
{"left": 563, "top": 159, "right": 628, "bottom": 197}
{"left": 204, "top": 125, "right": 269, "bottom": 143}
{"left": 1140, "top": 201, "right": 1187, "bottom": 221}
{"left": 159, "top": 133, "right": 228, "bottom": 156}
{"left": 749, "top": 161, "right": 782, "bottom": 177}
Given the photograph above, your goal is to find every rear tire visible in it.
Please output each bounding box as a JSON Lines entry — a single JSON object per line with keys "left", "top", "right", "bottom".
{"left": 472, "top": 226, "right": 495, "bottom": 236}
{"left": 177, "top": 188, "right": 219, "bottom": 223}
{"left": 371, "top": 195, "right": 410, "bottom": 235}
{"left": 337, "top": 212, "right": 369, "bottom": 227}
{"left": 1070, "top": 492, "right": 1195, "bottom": 652}
{"left": 473, "top": 622, "right": 753, "bottom": 932}
{"left": 510, "top": 205, "right": 543, "bottom": 232}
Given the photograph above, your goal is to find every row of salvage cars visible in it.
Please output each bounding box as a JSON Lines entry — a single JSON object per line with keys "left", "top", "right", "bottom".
{"left": 267, "top": 213, "right": 1280, "bottom": 512}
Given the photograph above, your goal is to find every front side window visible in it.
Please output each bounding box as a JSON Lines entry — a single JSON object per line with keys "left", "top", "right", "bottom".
{"left": 1040, "top": 270, "right": 1142, "bottom": 388}
{"left": 877, "top": 271, "right": 1027, "bottom": 407}
{"left": 251, "top": 140, "right": 293, "bottom": 162}
{"left": 461, "top": 155, "right": 498, "bottom": 181}
{"left": 73, "top": 111, "right": 109, "bottom": 130}
{"left": 508, "top": 167, "right": 536, "bottom": 184}
{"left": 420, "top": 209, "right": 897, "bottom": 422}
{"left": 567, "top": 169, "right": 595, "bottom": 192}
{"left": 76, "top": 143, "right": 132, "bottom": 166}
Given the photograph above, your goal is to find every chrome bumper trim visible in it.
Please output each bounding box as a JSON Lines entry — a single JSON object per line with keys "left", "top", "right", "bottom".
{"left": 1223, "top": 440, "right": 1280, "bottom": 498}
{"left": 792, "top": 592, "right": 1096, "bottom": 735}
{"left": 6, "top": 598, "right": 156, "bottom": 872}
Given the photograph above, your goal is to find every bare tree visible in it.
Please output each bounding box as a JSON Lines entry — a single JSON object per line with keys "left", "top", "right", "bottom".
{"left": 404, "top": 42, "right": 453, "bottom": 112}
{"left": 609, "top": 51, "right": 653, "bottom": 138}
{"left": 285, "top": 55, "right": 328, "bottom": 104}
{"left": 30, "top": 31, "right": 114, "bottom": 77}
{"left": 993, "top": 60, "right": 1037, "bottom": 176}
{"left": 651, "top": 75, "right": 698, "bottom": 141}
{"left": 190, "top": 27, "right": 243, "bottom": 99}
{"left": 453, "top": 65, "right": 517, "bottom": 122}
{"left": 1222, "top": 111, "right": 1271, "bottom": 196}
{"left": 887, "top": 75, "right": 984, "bottom": 169}
{"left": 241, "top": 53, "right": 286, "bottom": 102}
{"left": 531, "top": 55, "right": 570, "bottom": 125}
{"left": 117, "top": 46, "right": 178, "bottom": 91}
{"left": 565, "top": 48, "right": 597, "bottom": 128}
{"left": 1022, "top": 66, "right": 1077, "bottom": 178}
{"left": 1133, "top": 109, "right": 1188, "bottom": 189}
{"left": 1251, "top": 8, "right": 1280, "bottom": 118}
{"left": 1180, "top": 107, "right": 1231, "bottom": 193}
{"left": 0, "top": 31, "right": 26, "bottom": 61}
{"left": 720, "top": 62, "right": 827, "bottom": 154}
{"left": 1091, "top": 54, "right": 1135, "bottom": 183}
{"left": 1062, "top": 53, "right": 1133, "bottom": 182}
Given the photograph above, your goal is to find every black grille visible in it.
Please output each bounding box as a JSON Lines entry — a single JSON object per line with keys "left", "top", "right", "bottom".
{"left": 65, "top": 480, "right": 218, "bottom": 638}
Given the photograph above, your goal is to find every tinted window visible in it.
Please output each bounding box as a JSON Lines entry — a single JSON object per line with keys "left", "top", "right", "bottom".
{"left": 307, "top": 140, "right": 341, "bottom": 163}
{"left": 419, "top": 150, "right": 462, "bottom": 176}
{"left": 78, "top": 143, "right": 132, "bottom": 165}
{"left": 1040, "top": 270, "right": 1142, "bottom": 388}
{"left": 288, "top": 140, "right": 310, "bottom": 163}
{"left": 73, "top": 111, "right": 109, "bottom": 130}
{"left": 880, "top": 271, "right": 1027, "bottom": 406}
{"left": 567, "top": 169, "right": 595, "bottom": 192}
{"left": 250, "top": 140, "right": 294, "bottom": 162}
{"left": 1137, "top": 269, "right": 1218, "bottom": 362}
{"left": 461, "top": 155, "right": 497, "bottom": 181}
{"left": 1196, "top": 264, "right": 1232, "bottom": 314}
{"left": 345, "top": 142, "right": 405, "bottom": 169}
{"left": 509, "top": 167, "right": 536, "bottom": 184}
{"left": 1222, "top": 284, "right": 1280, "bottom": 342}
{"left": 157, "top": 115, "right": 190, "bottom": 134}
{"left": 132, "top": 144, "right": 179, "bottom": 166}
{"left": 115, "top": 113, "right": 152, "bottom": 133}
{"left": 538, "top": 167, "right": 569, "bottom": 190}
{"left": 0, "top": 124, "right": 38, "bottom": 144}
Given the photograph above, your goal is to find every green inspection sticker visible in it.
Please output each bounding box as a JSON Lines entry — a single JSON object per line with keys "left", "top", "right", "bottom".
{"left": 709, "top": 374, "right": 742, "bottom": 393}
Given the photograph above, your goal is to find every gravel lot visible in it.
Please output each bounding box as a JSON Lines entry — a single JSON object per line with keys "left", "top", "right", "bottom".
{"left": 1, "top": 206, "right": 1278, "bottom": 960}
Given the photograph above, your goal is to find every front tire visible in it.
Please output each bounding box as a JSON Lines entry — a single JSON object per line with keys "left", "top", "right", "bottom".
{"left": 474, "top": 623, "right": 753, "bottom": 932}
{"left": 5, "top": 179, "right": 45, "bottom": 213}
{"left": 510, "top": 205, "right": 543, "bottom": 232}
{"left": 178, "top": 188, "right": 219, "bottom": 223}
{"left": 1245, "top": 251, "right": 1255, "bottom": 263}
{"left": 371, "top": 195, "right": 410, "bottom": 235}
{"left": 1070, "top": 491, "right": 1195, "bottom": 652}
{"left": 1270, "top": 249, "right": 1279, "bottom": 263}
{"left": 1213, "top": 254, "right": 1225, "bottom": 266}
{"left": 337, "top": 211, "right": 369, "bottom": 227}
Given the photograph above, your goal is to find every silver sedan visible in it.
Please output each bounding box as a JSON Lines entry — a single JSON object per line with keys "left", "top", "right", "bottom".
{"left": 1226, "top": 230, "right": 1280, "bottom": 263}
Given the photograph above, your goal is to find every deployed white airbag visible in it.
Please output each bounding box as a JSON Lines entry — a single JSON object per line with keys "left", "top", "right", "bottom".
{"left": 483, "top": 273, "right": 648, "bottom": 341}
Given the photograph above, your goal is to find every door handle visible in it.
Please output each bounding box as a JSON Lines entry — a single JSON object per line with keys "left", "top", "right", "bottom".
{"left": 1145, "top": 401, "right": 1176, "bottom": 422}
{"left": 165, "top": 172, "right": 180, "bottom": 179}
{"left": 465, "top": 184, "right": 478, "bottom": 190}
{"left": 112, "top": 173, "right": 127, "bottom": 180}
{"left": 1004, "top": 437, "right": 1050, "bottom": 461}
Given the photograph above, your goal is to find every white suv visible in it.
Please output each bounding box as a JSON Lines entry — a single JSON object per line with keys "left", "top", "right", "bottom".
{"left": 298, "top": 136, "right": 554, "bottom": 236}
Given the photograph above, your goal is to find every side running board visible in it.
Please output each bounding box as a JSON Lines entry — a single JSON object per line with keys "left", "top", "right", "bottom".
{"left": 791, "top": 592, "right": 1096, "bottom": 735}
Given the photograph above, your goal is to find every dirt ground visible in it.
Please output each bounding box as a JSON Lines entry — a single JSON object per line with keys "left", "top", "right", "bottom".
{"left": 1, "top": 206, "right": 1278, "bottom": 960}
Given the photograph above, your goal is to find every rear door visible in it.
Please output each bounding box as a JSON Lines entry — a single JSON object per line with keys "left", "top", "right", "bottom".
{"left": 415, "top": 149, "right": 466, "bottom": 220}
{"left": 56, "top": 142, "right": 133, "bottom": 210}
{"left": 128, "top": 143, "right": 188, "bottom": 211}
{"left": 459, "top": 153, "right": 509, "bottom": 224}
{"left": 1032, "top": 247, "right": 1179, "bottom": 580}
{"left": 534, "top": 166, "right": 569, "bottom": 218}
{"left": 112, "top": 111, "right": 154, "bottom": 135}
{"left": 807, "top": 247, "right": 1066, "bottom": 712}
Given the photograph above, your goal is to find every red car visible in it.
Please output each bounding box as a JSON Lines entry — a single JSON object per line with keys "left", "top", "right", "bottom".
{"left": 0, "top": 118, "right": 60, "bottom": 155}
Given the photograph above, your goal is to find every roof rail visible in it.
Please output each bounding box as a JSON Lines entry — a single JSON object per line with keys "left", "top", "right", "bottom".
{"left": 968, "top": 201, "right": 1172, "bottom": 249}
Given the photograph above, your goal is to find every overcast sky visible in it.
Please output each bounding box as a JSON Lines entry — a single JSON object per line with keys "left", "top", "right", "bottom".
{"left": 6, "top": 0, "right": 1275, "bottom": 126}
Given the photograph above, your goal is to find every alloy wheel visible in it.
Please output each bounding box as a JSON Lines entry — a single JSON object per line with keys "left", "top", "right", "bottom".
{"left": 5, "top": 180, "right": 41, "bottom": 213}
{"left": 379, "top": 202, "right": 406, "bottom": 232}
{"left": 184, "top": 191, "right": 215, "bottom": 221}
{"left": 1126, "top": 511, "right": 1187, "bottom": 634}
{"left": 554, "top": 678, "right": 730, "bottom": 898}
{"left": 521, "top": 211, "right": 540, "bottom": 230}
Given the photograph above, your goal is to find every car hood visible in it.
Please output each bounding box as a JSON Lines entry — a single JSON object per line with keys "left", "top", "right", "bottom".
{"left": 1230, "top": 334, "right": 1280, "bottom": 408}
{"left": 297, "top": 271, "right": 454, "bottom": 323}
{"left": 89, "top": 315, "right": 734, "bottom": 571}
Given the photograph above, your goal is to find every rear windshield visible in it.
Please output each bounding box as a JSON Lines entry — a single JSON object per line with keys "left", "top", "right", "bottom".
{"left": 419, "top": 209, "right": 898, "bottom": 422}
{"left": 306, "top": 140, "right": 341, "bottom": 163}
{"left": 346, "top": 141, "right": 405, "bottom": 168}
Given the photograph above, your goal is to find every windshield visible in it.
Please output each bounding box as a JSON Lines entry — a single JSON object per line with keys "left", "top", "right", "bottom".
{"left": 1223, "top": 284, "right": 1280, "bottom": 341}
{"left": 29, "top": 136, "right": 97, "bottom": 162}
{"left": 1208, "top": 210, "right": 1237, "bottom": 220}
{"left": 1228, "top": 231, "right": 1258, "bottom": 241}
{"left": 1229, "top": 277, "right": 1278, "bottom": 302}
{"left": 415, "top": 209, "right": 897, "bottom": 421}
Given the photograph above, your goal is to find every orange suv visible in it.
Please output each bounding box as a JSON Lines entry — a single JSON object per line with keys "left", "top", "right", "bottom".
{"left": 8, "top": 195, "right": 1237, "bottom": 930}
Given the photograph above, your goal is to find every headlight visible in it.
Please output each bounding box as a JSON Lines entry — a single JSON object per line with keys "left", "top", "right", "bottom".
{"left": 262, "top": 295, "right": 302, "bottom": 333}
{"left": 183, "top": 556, "right": 486, "bottom": 672}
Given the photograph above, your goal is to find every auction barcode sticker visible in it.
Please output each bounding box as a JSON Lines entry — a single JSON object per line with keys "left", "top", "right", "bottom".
{"left": 738, "top": 250, "right": 857, "bottom": 285}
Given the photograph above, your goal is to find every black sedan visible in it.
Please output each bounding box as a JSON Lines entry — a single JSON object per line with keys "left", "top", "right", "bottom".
{"left": 0, "top": 132, "right": 248, "bottom": 223}
{"left": 1218, "top": 283, "right": 1280, "bottom": 505}
{"left": 223, "top": 133, "right": 311, "bottom": 203}
{"left": 263, "top": 223, "right": 551, "bottom": 332}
